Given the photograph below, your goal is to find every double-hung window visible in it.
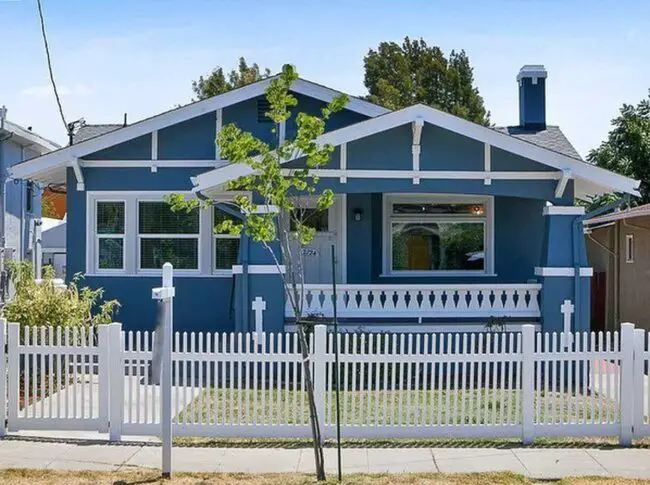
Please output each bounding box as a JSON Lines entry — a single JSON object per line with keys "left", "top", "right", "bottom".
{"left": 96, "top": 201, "right": 125, "bottom": 271}
{"left": 385, "top": 195, "right": 492, "bottom": 275}
{"left": 213, "top": 206, "right": 240, "bottom": 270}
{"left": 138, "top": 201, "right": 200, "bottom": 270}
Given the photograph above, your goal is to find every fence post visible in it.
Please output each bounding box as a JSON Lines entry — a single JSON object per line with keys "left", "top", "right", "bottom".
{"left": 521, "top": 324, "right": 535, "bottom": 445}
{"left": 619, "top": 322, "right": 635, "bottom": 446}
{"left": 6, "top": 323, "right": 19, "bottom": 432}
{"left": 313, "top": 324, "right": 327, "bottom": 442}
{"left": 97, "top": 324, "right": 111, "bottom": 433}
{"left": 0, "top": 319, "right": 6, "bottom": 437}
{"left": 108, "top": 323, "right": 123, "bottom": 442}
{"left": 632, "top": 328, "right": 646, "bottom": 441}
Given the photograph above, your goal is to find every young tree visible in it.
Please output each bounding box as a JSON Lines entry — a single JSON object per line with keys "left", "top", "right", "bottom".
{"left": 364, "top": 36, "right": 490, "bottom": 125}
{"left": 170, "top": 64, "right": 347, "bottom": 480}
{"left": 587, "top": 91, "right": 650, "bottom": 204}
{"left": 191, "top": 57, "right": 272, "bottom": 100}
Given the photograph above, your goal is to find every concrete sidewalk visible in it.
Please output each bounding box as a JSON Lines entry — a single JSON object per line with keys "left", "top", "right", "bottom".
{"left": 0, "top": 437, "right": 649, "bottom": 479}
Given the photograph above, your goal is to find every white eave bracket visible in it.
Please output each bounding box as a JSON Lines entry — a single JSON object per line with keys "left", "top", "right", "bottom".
{"left": 484, "top": 143, "right": 492, "bottom": 185}
{"left": 412, "top": 118, "right": 424, "bottom": 184}
{"left": 554, "top": 169, "right": 572, "bottom": 199}
{"left": 68, "top": 157, "right": 85, "bottom": 191}
{"left": 340, "top": 143, "right": 347, "bottom": 183}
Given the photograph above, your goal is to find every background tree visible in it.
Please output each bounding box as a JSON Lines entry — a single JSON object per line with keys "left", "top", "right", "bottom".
{"left": 171, "top": 65, "right": 347, "bottom": 480}
{"left": 587, "top": 91, "right": 650, "bottom": 204}
{"left": 363, "top": 36, "right": 490, "bottom": 125}
{"left": 191, "top": 57, "right": 272, "bottom": 100}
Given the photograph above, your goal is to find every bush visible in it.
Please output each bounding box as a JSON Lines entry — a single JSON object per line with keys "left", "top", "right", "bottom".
{"left": 2, "top": 261, "right": 120, "bottom": 330}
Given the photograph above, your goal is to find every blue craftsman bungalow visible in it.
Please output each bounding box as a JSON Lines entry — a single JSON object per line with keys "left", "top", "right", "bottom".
{"left": 11, "top": 65, "right": 639, "bottom": 335}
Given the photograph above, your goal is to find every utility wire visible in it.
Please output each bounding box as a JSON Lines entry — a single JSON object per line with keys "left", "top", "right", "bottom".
{"left": 36, "top": 0, "right": 68, "bottom": 132}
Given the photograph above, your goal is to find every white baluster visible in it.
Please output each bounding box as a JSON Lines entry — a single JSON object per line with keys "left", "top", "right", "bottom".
{"left": 528, "top": 288, "right": 540, "bottom": 314}
{"left": 420, "top": 288, "right": 434, "bottom": 312}
{"left": 358, "top": 289, "right": 371, "bottom": 313}
{"left": 432, "top": 289, "right": 444, "bottom": 313}
{"left": 467, "top": 289, "right": 481, "bottom": 313}
{"left": 395, "top": 289, "right": 408, "bottom": 312}
{"left": 455, "top": 288, "right": 469, "bottom": 313}
{"left": 492, "top": 289, "right": 505, "bottom": 313}
{"left": 320, "top": 288, "right": 334, "bottom": 316}
{"left": 503, "top": 289, "right": 516, "bottom": 313}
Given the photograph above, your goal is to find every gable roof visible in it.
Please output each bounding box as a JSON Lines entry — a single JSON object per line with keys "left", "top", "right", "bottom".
{"left": 1, "top": 120, "right": 60, "bottom": 154}
{"left": 494, "top": 125, "right": 582, "bottom": 161}
{"left": 584, "top": 203, "right": 650, "bottom": 226}
{"left": 11, "top": 76, "right": 389, "bottom": 184}
{"left": 193, "top": 103, "right": 639, "bottom": 199}
{"left": 72, "top": 124, "right": 122, "bottom": 143}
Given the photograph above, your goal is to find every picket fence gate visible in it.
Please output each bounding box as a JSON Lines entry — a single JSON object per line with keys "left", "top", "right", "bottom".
{"left": 1, "top": 319, "right": 649, "bottom": 444}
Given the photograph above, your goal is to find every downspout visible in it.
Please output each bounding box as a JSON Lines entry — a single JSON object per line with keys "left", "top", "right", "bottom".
{"left": 573, "top": 195, "right": 630, "bottom": 331}
{"left": 196, "top": 190, "right": 248, "bottom": 331}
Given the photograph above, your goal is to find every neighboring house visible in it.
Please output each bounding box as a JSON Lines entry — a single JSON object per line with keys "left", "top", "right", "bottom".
{"left": 11, "top": 66, "right": 639, "bottom": 334}
{"left": 42, "top": 216, "right": 67, "bottom": 279}
{"left": 585, "top": 204, "right": 650, "bottom": 332}
{"left": 0, "top": 108, "right": 59, "bottom": 295}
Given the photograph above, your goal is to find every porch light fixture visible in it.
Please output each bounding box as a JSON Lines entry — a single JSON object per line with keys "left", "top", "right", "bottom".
{"left": 472, "top": 205, "right": 485, "bottom": 216}
{"left": 353, "top": 208, "right": 363, "bottom": 221}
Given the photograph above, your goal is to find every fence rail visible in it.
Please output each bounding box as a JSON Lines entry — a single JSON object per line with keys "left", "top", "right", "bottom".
{"left": 1, "top": 319, "right": 649, "bottom": 444}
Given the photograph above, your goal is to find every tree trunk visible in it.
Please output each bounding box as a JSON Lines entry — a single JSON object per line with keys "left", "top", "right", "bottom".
{"left": 296, "top": 323, "right": 326, "bottom": 480}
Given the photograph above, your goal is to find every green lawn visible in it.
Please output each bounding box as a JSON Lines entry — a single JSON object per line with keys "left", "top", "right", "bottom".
{"left": 177, "top": 388, "right": 618, "bottom": 427}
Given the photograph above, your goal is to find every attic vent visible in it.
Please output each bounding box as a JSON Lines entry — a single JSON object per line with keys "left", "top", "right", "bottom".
{"left": 257, "top": 99, "right": 272, "bottom": 123}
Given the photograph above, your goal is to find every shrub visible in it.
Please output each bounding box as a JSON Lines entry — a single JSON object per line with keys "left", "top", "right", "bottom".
{"left": 2, "top": 261, "right": 120, "bottom": 330}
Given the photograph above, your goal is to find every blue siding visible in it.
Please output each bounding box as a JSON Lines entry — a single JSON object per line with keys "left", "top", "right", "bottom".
{"left": 158, "top": 112, "right": 216, "bottom": 160}
{"left": 348, "top": 124, "right": 411, "bottom": 170}
{"left": 491, "top": 147, "right": 556, "bottom": 172}
{"left": 345, "top": 194, "right": 545, "bottom": 285}
{"left": 85, "top": 134, "right": 152, "bottom": 160}
{"left": 420, "top": 124, "right": 483, "bottom": 171}
{"left": 223, "top": 96, "right": 276, "bottom": 148}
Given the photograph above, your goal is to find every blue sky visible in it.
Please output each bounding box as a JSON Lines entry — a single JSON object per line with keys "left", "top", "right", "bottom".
{"left": 3, "top": 0, "right": 650, "bottom": 157}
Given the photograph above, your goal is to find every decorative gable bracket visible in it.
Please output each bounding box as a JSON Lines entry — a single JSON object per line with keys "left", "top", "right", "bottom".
{"left": 67, "top": 157, "right": 85, "bottom": 191}
{"left": 555, "top": 169, "right": 572, "bottom": 198}
{"left": 412, "top": 118, "right": 424, "bottom": 184}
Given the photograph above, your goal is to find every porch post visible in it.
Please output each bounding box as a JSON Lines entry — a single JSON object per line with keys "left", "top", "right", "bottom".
{"left": 535, "top": 206, "right": 592, "bottom": 333}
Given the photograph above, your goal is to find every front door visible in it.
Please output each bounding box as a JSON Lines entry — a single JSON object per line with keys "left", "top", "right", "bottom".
{"left": 289, "top": 197, "right": 342, "bottom": 284}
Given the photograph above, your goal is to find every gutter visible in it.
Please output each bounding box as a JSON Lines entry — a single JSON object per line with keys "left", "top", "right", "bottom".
{"left": 572, "top": 196, "right": 630, "bottom": 331}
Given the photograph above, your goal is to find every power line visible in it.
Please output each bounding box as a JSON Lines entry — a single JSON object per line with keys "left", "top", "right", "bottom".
{"left": 36, "top": 0, "right": 68, "bottom": 132}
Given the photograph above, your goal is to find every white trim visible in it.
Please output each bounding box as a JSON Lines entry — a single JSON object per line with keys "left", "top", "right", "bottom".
{"left": 584, "top": 204, "right": 650, "bottom": 226}
{"left": 625, "top": 234, "right": 634, "bottom": 263}
{"left": 484, "top": 143, "right": 491, "bottom": 185}
{"left": 412, "top": 118, "right": 423, "bottom": 184}
{"left": 1, "top": 119, "right": 60, "bottom": 153}
{"left": 215, "top": 108, "right": 223, "bottom": 160}
{"left": 285, "top": 323, "right": 541, "bottom": 333}
{"left": 70, "top": 158, "right": 85, "bottom": 191}
{"left": 151, "top": 130, "right": 158, "bottom": 161}
{"left": 249, "top": 205, "right": 280, "bottom": 214}
{"left": 78, "top": 160, "right": 225, "bottom": 169}
{"left": 339, "top": 143, "right": 347, "bottom": 183}
{"left": 534, "top": 267, "right": 593, "bottom": 277}
{"left": 232, "top": 264, "right": 286, "bottom": 274}
{"left": 280, "top": 169, "right": 561, "bottom": 181}
{"left": 10, "top": 77, "right": 388, "bottom": 182}
{"left": 382, "top": 194, "right": 494, "bottom": 277}
{"left": 542, "top": 205, "right": 585, "bottom": 216}
{"left": 193, "top": 103, "right": 639, "bottom": 197}
{"left": 517, "top": 65, "right": 548, "bottom": 83}
{"left": 278, "top": 121, "right": 286, "bottom": 145}
{"left": 554, "top": 169, "right": 571, "bottom": 198}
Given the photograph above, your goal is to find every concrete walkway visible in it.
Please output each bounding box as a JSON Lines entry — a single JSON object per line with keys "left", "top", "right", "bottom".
{"left": 0, "top": 437, "right": 649, "bottom": 479}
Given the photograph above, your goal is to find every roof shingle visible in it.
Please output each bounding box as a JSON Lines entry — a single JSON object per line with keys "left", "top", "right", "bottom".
{"left": 493, "top": 125, "right": 582, "bottom": 160}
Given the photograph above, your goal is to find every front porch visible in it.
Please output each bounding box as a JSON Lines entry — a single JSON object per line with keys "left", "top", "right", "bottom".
{"left": 287, "top": 283, "right": 541, "bottom": 320}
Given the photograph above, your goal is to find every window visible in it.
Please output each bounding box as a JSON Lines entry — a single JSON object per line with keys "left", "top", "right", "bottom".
{"left": 214, "top": 206, "right": 240, "bottom": 270}
{"left": 385, "top": 196, "right": 491, "bottom": 274}
{"left": 26, "top": 182, "right": 34, "bottom": 213}
{"left": 289, "top": 208, "right": 329, "bottom": 232}
{"left": 138, "top": 202, "right": 200, "bottom": 270}
{"left": 96, "top": 201, "right": 125, "bottom": 270}
{"left": 257, "top": 99, "right": 272, "bottom": 123}
{"left": 626, "top": 234, "right": 635, "bottom": 263}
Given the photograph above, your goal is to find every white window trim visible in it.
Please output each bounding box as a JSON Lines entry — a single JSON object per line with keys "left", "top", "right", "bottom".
{"left": 86, "top": 191, "right": 232, "bottom": 277}
{"left": 382, "top": 193, "right": 495, "bottom": 277}
{"left": 625, "top": 234, "right": 634, "bottom": 264}
{"left": 94, "top": 199, "right": 126, "bottom": 273}
{"left": 213, "top": 206, "right": 241, "bottom": 274}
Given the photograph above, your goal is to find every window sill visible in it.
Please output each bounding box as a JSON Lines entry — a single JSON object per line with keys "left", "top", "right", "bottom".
{"left": 379, "top": 272, "right": 498, "bottom": 278}
{"left": 85, "top": 271, "right": 234, "bottom": 278}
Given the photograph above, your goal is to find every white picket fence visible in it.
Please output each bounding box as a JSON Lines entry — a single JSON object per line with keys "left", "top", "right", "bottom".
{"left": 1, "top": 320, "right": 649, "bottom": 444}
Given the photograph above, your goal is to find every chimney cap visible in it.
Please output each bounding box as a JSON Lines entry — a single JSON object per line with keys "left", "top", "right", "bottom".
{"left": 517, "top": 65, "right": 547, "bottom": 82}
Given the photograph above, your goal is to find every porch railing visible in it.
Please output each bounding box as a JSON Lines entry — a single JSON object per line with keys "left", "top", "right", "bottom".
{"left": 285, "top": 284, "right": 542, "bottom": 319}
